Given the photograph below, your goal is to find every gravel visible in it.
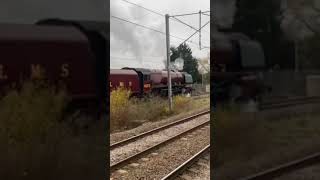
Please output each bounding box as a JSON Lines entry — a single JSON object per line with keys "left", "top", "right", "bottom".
{"left": 110, "top": 107, "right": 209, "bottom": 144}
{"left": 110, "top": 124, "right": 210, "bottom": 180}
{"left": 213, "top": 111, "right": 320, "bottom": 180}
{"left": 176, "top": 154, "right": 210, "bottom": 180}
{"left": 110, "top": 114, "right": 209, "bottom": 166}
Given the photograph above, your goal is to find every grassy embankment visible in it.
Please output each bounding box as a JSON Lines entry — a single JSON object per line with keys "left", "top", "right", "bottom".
{"left": 110, "top": 88, "right": 209, "bottom": 132}
{"left": 0, "top": 81, "right": 105, "bottom": 180}
{"left": 213, "top": 103, "right": 320, "bottom": 179}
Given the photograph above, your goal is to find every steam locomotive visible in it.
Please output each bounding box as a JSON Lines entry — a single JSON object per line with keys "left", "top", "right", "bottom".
{"left": 110, "top": 68, "right": 193, "bottom": 97}
{"left": 212, "top": 32, "right": 269, "bottom": 105}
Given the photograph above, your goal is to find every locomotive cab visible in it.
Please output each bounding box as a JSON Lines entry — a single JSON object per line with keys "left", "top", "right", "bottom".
{"left": 182, "top": 72, "right": 193, "bottom": 94}
{"left": 122, "top": 67, "right": 152, "bottom": 96}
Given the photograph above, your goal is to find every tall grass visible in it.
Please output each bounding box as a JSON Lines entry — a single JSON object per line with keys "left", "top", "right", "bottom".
{"left": 110, "top": 87, "right": 131, "bottom": 131}
{"left": 213, "top": 106, "right": 266, "bottom": 166}
{"left": 0, "top": 80, "right": 70, "bottom": 179}
{"left": 0, "top": 80, "right": 105, "bottom": 179}
{"left": 0, "top": 81, "right": 67, "bottom": 144}
{"left": 173, "top": 95, "right": 191, "bottom": 111}
{"left": 110, "top": 89, "right": 194, "bottom": 132}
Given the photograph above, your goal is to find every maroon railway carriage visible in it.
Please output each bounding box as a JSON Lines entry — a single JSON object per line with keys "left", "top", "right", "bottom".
{"left": 109, "top": 69, "right": 141, "bottom": 95}
{"left": 0, "top": 20, "right": 108, "bottom": 114}
{"left": 0, "top": 24, "right": 96, "bottom": 98}
{"left": 35, "top": 18, "right": 108, "bottom": 106}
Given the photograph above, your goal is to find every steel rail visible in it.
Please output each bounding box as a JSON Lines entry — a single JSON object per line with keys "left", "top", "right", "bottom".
{"left": 260, "top": 97, "right": 320, "bottom": 110}
{"left": 161, "top": 144, "right": 210, "bottom": 180}
{"left": 110, "top": 110, "right": 210, "bottom": 150}
{"left": 110, "top": 120, "right": 210, "bottom": 172}
{"left": 239, "top": 152, "right": 320, "bottom": 180}
{"left": 261, "top": 96, "right": 320, "bottom": 106}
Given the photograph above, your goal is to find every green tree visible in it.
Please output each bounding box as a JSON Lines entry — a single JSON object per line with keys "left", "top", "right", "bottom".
{"left": 170, "top": 43, "right": 201, "bottom": 82}
{"left": 300, "top": 35, "right": 320, "bottom": 69}
{"left": 233, "top": 0, "right": 287, "bottom": 68}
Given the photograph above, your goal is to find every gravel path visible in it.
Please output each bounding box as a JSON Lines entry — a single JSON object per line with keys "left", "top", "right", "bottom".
{"left": 110, "top": 124, "right": 210, "bottom": 180}
{"left": 176, "top": 153, "right": 210, "bottom": 180}
{"left": 110, "top": 114, "right": 209, "bottom": 166}
{"left": 110, "top": 107, "right": 209, "bottom": 144}
{"left": 273, "top": 164, "right": 320, "bottom": 180}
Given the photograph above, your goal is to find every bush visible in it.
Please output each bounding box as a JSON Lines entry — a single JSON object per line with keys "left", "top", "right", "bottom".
{"left": 0, "top": 80, "right": 71, "bottom": 179}
{"left": 173, "top": 95, "right": 191, "bottom": 111}
{"left": 110, "top": 88, "right": 131, "bottom": 131}
{"left": 110, "top": 93, "right": 196, "bottom": 132}
{"left": 0, "top": 81, "right": 67, "bottom": 144}
{"left": 128, "top": 96, "right": 170, "bottom": 121}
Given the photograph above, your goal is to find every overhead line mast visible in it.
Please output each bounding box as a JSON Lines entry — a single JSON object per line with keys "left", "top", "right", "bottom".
{"left": 165, "top": 10, "right": 210, "bottom": 111}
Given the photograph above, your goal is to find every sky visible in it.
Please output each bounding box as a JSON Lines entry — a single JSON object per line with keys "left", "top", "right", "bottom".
{"left": 110, "top": 0, "right": 210, "bottom": 69}
{"left": 0, "top": 0, "right": 107, "bottom": 24}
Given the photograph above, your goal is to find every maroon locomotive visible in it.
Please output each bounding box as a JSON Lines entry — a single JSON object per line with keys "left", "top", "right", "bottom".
{"left": 110, "top": 67, "right": 193, "bottom": 97}
{"left": 212, "top": 32, "right": 269, "bottom": 104}
{"left": 0, "top": 19, "right": 108, "bottom": 112}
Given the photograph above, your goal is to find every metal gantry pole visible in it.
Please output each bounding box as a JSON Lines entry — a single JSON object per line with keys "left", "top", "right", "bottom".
{"left": 165, "top": 14, "right": 173, "bottom": 111}
{"left": 199, "top": 10, "right": 201, "bottom": 50}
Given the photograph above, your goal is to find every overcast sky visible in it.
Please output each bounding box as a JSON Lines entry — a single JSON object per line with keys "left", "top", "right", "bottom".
{"left": 110, "top": 0, "right": 210, "bottom": 69}
{"left": 0, "top": 0, "right": 107, "bottom": 24}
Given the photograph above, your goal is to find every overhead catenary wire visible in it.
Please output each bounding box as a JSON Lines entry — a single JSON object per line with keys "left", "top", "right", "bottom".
{"left": 201, "top": 10, "right": 210, "bottom": 14}
{"left": 171, "top": 16, "right": 210, "bottom": 35}
{"left": 120, "top": 0, "right": 164, "bottom": 17}
{"left": 111, "top": 15, "right": 203, "bottom": 46}
{"left": 170, "top": 11, "right": 203, "bottom": 17}
{"left": 119, "top": 0, "right": 210, "bottom": 34}
{"left": 202, "top": 13, "right": 210, "bottom": 17}
{"left": 176, "top": 20, "right": 210, "bottom": 48}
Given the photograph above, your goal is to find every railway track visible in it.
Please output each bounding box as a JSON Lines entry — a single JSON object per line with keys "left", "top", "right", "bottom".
{"left": 239, "top": 152, "right": 320, "bottom": 180}
{"left": 259, "top": 96, "right": 320, "bottom": 110}
{"left": 161, "top": 145, "right": 210, "bottom": 180}
{"left": 110, "top": 110, "right": 210, "bottom": 150}
{"left": 110, "top": 112, "right": 210, "bottom": 173}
